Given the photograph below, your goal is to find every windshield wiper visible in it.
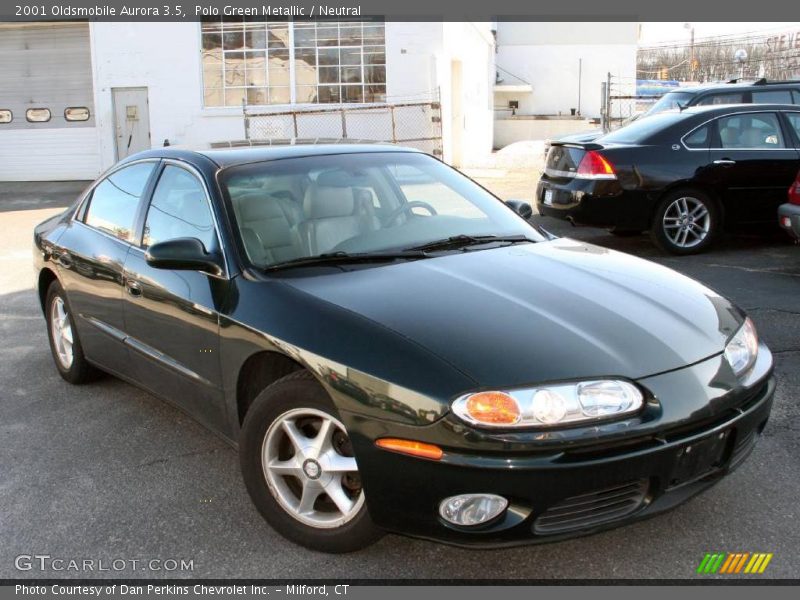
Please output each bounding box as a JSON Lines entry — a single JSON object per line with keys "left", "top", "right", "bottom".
{"left": 264, "top": 250, "right": 428, "bottom": 272}
{"left": 405, "top": 234, "right": 534, "bottom": 253}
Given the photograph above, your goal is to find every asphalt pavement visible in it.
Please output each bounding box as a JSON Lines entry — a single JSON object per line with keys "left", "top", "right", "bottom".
{"left": 1, "top": 187, "right": 798, "bottom": 580}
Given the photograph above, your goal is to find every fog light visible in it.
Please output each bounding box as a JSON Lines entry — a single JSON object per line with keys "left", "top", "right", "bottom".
{"left": 439, "top": 494, "right": 508, "bottom": 526}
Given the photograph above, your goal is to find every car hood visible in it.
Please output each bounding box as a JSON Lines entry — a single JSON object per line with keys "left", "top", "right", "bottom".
{"left": 282, "top": 239, "right": 743, "bottom": 388}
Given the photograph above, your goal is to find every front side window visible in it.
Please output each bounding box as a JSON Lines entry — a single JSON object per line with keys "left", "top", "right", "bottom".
{"left": 752, "top": 90, "right": 794, "bottom": 105}
{"left": 84, "top": 162, "right": 156, "bottom": 242}
{"left": 222, "top": 152, "right": 543, "bottom": 269}
{"left": 143, "top": 165, "right": 216, "bottom": 251}
{"left": 201, "top": 18, "right": 386, "bottom": 107}
{"left": 715, "top": 113, "right": 785, "bottom": 149}
{"left": 784, "top": 113, "right": 800, "bottom": 142}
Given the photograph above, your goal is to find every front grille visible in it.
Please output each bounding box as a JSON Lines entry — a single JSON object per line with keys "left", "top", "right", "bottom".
{"left": 533, "top": 479, "right": 649, "bottom": 535}
{"left": 729, "top": 429, "right": 758, "bottom": 470}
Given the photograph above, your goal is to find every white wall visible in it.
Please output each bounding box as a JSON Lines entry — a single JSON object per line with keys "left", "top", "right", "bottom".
{"left": 440, "top": 22, "right": 495, "bottom": 165}
{"left": 90, "top": 22, "right": 242, "bottom": 172}
{"left": 495, "top": 22, "right": 637, "bottom": 119}
{"left": 89, "top": 22, "right": 493, "bottom": 174}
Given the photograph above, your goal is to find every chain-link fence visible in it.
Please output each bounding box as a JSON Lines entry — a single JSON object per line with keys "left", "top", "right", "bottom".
{"left": 230, "top": 96, "right": 443, "bottom": 156}
{"left": 601, "top": 74, "right": 652, "bottom": 133}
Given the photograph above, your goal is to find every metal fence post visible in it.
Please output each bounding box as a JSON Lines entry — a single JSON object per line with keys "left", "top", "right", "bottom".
{"left": 242, "top": 98, "right": 250, "bottom": 140}
{"left": 390, "top": 106, "right": 397, "bottom": 144}
{"left": 341, "top": 108, "right": 348, "bottom": 139}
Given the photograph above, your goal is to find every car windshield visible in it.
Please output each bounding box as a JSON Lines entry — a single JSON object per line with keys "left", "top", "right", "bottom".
{"left": 645, "top": 91, "right": 695, "bottom": 116}
{"left": 220, "top": 151, "right": 542, "bottom": 269}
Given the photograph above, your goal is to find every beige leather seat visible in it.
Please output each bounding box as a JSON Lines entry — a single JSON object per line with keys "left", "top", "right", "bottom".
{"left": 234, "top": 192, "right": 304, "bottom": 265}
{"left": 298, "top": 171, "right": 380, "bottom": 255}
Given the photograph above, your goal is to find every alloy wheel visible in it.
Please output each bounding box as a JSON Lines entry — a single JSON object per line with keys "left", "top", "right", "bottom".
{"left": 262, "top": 408, "right": 364, "bottom": 529}
{"left": 50, "top": 296, "right": 74, "bottom": 369}
{"left": 662, "top": 196, "right": 711, "bottom": 249}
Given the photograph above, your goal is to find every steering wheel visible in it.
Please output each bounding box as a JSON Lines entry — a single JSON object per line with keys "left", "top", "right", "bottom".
{"left": 383, "top": 201, "right": 438, "bottom": 226}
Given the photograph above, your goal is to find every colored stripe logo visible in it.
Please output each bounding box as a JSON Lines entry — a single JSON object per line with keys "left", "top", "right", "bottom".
{"left": 697, "top": 552, "right": 773, "bottom": 574}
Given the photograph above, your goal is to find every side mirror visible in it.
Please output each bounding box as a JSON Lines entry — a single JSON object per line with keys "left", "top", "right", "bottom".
{"left": 145, "top": 238, "right": 223, "bottom": 276}
{"left": 506, "top": 199, "right": 533, "bottom": 220}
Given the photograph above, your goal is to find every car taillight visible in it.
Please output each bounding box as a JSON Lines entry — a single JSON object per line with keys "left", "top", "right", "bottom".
{"left": 576, "top": 151, "right": 617, "bottom": 180}
{"left": 789, "top": 176, "right": 800, "bottom": 206}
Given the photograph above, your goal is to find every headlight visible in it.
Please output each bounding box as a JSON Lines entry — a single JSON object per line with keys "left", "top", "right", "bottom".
{"left": 724, "top": 317, "right": 758, "bottom": 376}
{"left": 452, "top": 380, "right": 643, "bottom": 429}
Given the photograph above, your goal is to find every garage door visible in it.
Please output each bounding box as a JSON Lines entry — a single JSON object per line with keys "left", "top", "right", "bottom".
{"left": 0, "top": 23, "right": 101, "bottom": 181}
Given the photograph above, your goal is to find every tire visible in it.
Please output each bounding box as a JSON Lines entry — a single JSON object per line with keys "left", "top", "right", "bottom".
{"left": 45, "top": 280, "right": 98, "bottom": 384}
{"left": 650, "top": 188, "right": 720, "bottom": 255}
{"left": 239, "top": 370, "right": 383, "bottom": 553}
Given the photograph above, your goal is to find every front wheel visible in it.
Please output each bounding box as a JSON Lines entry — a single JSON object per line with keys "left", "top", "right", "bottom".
{"left": 239, "top": 370, "right": 383, "bottom": 553}
{"left": 650, "top": 188, "right": 720, "bottom": 255}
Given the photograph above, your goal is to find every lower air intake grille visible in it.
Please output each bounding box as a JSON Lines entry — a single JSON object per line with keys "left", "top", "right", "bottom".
{"left": 533, "top": 479, "right": 649, "bottom": 535}
{"left": 729, "top": 429, "right": 757, "bottom": 470}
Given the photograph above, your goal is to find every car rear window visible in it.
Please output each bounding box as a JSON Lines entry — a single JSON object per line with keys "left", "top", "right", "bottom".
{"left": 599, "top": 112, "right": 686, "bottom": 144}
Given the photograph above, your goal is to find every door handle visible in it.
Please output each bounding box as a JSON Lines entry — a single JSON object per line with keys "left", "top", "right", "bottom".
{"left": 56, "top": 252, "right": 72, "bottom": 268}
{"left": 125, "top": 279, "right": 142, "bottom": 297}
{"left": 713, "top": 159, "right": 736, "bottom": 166}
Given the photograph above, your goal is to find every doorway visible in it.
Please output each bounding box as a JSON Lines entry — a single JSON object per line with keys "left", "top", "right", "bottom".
{"left": 112, "top": 87, "right": 151, "bottom": 160}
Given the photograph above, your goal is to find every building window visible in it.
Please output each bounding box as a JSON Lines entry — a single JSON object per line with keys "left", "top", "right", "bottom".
{"left": 26, "top": 108, "right": 51, "bottom": 123}
{"left": 65, "top": 107, "right": 90, "bottom": 122}
{"left": 201, "top": 18, "right": 386, "bottom": 107}
{"left": 0, "top": 109, "right": 11, "bottom": 124}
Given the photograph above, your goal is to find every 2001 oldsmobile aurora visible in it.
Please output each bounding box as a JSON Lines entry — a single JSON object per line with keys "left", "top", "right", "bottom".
{"left": 34, "top": 145, "right": 774, "bottom": 553}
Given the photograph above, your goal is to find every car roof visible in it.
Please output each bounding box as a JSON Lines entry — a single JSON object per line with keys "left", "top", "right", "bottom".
{"left": 679, "top": 103, "right": 800, "bottom": 116}
{"left": 668, "top": 80, "right": 800, "bottom": 95}
{"left": 124, "top": 143, "right": 424, "bottom": 169}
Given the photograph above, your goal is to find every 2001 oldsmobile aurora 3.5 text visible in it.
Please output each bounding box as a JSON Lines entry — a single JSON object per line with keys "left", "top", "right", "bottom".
{"left": 33, "top": 145, "right": 774, "bottom": 552}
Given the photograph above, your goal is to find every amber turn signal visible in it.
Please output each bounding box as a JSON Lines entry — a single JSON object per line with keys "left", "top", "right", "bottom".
{"left": 464, "top": 391, "right": 521, "bottom": 425}
{"left": 375, "top": 438, "right": 443, "bottom": 460}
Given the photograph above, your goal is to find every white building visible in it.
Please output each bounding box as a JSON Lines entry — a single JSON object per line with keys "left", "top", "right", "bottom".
{"left": 0, "top": 20, "right": 494, "bottom": 181}
{"left": 493, "top": 22, "right": 638, "bottom": 147}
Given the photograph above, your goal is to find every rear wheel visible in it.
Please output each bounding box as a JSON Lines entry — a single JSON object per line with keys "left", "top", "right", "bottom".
{"left": 239, "top": 370, "right": 383, "bottom": 553}
{"left": 45, "top": 280, "right": 98, "bottom": 384}
{"left": 650, "top": 188, "right": 720, "bottom": 255}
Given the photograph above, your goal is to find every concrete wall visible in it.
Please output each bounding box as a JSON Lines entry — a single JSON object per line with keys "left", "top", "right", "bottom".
{"left": 494, "top": 22, "right": 637, "bottom": 119}
{"left": 494, "top": 118, "right": 597, "bottom": 148}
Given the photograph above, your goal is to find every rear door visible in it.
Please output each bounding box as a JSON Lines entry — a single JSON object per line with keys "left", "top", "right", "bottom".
{"left": 53, "top": 160, "right": 158, "bottom": 375}
{"left": 702, "top": 111, "right": 800, "bottom": 224}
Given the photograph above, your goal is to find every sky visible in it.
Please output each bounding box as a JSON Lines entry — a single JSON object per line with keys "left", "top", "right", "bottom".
{"left": 638, "top": 22, "right": 800, "bottom": 46}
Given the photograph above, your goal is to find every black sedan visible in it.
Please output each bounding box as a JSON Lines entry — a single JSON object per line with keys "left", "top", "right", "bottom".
{"left": 537, "top": 104, "right": 800, "bottom": 254}
{"left": 35, "top": 145, "right": 774, "bottom": 552}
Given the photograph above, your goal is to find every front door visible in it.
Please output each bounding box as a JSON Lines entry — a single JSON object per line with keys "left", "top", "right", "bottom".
{"left": 702, "top": 111, "right": 800, "bottom": 224}
{"left": 121, "top": 162, "right": 228, "bottom": 430}
{"left": 112, "top": 87, "right": 151, "bottom": 160}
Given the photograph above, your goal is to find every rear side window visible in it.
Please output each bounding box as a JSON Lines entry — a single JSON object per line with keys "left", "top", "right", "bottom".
{"left": 84, "top": 162, "right": 156, "bottom": 242}
{"left": 696, "top": 92, "right": 745, "bottom": 106}
{"left": 715, "top": 113, "right": 785, "bottom": 149}
{"left": 752, "top": 90, "right": 794, "bottom": 104}
{"left": 143, "top": 165, "right": 216, "bottom": 250}
{"left": 684, "top": 124, "right": 711, "bottom": 149}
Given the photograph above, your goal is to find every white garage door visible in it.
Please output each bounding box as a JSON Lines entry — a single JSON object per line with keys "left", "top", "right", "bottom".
{"left": 0, "top": 23, "right": 101, "bottom": 181}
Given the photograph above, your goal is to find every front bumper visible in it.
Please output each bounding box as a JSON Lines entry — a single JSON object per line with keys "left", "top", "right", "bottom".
{"left": 343, "top": 347, "right": 775, "bottom": 547}
{"left": 778, "top": 202, "right": 800, "bottom": 240}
